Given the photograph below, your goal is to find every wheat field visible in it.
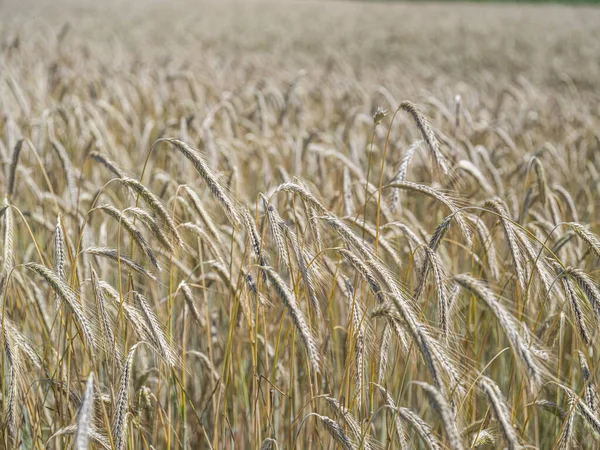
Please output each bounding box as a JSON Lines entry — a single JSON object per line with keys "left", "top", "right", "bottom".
{"left": 1, "top": 0, "right": 600, "bottom": 448}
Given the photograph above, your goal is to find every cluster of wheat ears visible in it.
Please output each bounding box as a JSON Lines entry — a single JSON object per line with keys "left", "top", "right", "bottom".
{"left": 1, "top": 2, "right": 600, "bottom": 449}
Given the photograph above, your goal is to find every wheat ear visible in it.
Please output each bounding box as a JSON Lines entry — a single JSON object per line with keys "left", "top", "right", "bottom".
{"left": 74, "top": 372, "right": 95, "bottom": 450}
